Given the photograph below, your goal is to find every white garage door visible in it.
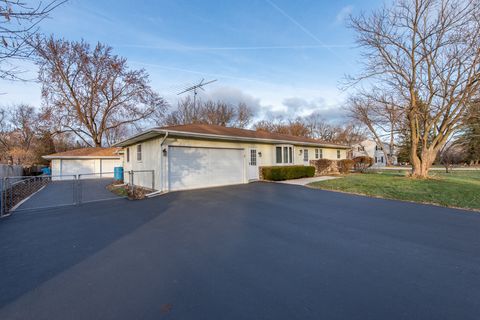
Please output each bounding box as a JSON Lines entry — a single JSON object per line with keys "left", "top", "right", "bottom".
{"left": 168, "top": 146, "right": 245, "bottom": 191}
{"left": 61, "top": 159, "right": 95, "bottom": 178}
{"left": 100, "top": 159, "right": 122, "bottom": 177}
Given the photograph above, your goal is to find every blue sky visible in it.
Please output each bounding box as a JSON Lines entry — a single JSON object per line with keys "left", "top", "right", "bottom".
{"left": 1, "top": 0, "right": 382, "bottom": 122}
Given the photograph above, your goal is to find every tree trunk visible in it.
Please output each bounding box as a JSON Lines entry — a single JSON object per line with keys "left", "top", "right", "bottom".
{"left": 411, "top": 148, "right": 436, "bottom": 178}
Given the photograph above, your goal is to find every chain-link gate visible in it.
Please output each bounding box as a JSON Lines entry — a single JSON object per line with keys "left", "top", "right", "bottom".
{"left": 1, "top": 175, "right": 77, "bottom": 217}
{"left": 0, "top": 170, "right": 156, "bottom": 217}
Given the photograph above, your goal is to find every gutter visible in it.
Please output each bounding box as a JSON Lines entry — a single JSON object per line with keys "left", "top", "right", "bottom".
{"left": 159, "top": 131, "right": 169, "bottom": 192}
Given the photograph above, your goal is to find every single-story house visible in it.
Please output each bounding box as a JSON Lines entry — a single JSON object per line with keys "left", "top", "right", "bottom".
{"left": 114, "top": 124, "right": 350, "bottom": 192}
{"left": 43, "top": 147, "right": 123, "bottom": 179}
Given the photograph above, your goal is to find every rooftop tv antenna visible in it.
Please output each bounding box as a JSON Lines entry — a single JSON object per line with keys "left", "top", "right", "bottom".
{"left": 177, "top": 78, "right": 217, "bottom": 108}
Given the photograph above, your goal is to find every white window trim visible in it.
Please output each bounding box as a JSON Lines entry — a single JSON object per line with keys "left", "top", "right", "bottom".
{"left": 303, "top": 149, "right": 309, "bottom": 162}
{"left": 275, "top": 145, "right": 294, "bottom": 165}
{"left": 136, "top": 144, "right": 142, "bottom": 162}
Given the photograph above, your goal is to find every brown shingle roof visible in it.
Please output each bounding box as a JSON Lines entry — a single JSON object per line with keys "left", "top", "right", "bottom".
{"left": 159, "top": 124, "right": 347, "bottom": 147}
{"left": 43, "top": 147, "right": 121, "bottom": 159}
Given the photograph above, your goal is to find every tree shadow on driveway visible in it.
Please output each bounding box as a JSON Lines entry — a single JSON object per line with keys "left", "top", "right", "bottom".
{"left": 0, "top": 194, "right": 177, "bottom": 308}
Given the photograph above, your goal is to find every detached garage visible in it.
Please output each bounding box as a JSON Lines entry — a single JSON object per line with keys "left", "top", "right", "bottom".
{"left": 43, "top": 147, "right": 123, "bottom": 180}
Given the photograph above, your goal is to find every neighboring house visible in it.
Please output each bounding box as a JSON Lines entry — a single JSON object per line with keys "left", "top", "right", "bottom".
{"left": 115, "top": 124, "right": 350, "bottom": 192}
{"left": 352, "top": 139, "right": 398, "bottom": 166}
{"left": 43, "top": 147, "right": 123, "bottom": 179}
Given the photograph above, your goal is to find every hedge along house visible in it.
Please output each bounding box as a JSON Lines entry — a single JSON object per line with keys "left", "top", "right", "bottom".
{"left": 115, "top": 124, "right": 350, "bottom": 192}
{"left": 43, "top": 147, "right": 123, "bottom": 180}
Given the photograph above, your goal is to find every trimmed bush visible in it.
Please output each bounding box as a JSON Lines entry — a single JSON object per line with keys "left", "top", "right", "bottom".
{"left": 261, "top": 165, "right": 315, "bottom": 181}
{"left": 353, "top": 156, "right": 374, "bottom": 172}
{"left": 309, "top": 159, "right": 338, "bottom": 175}
{"left": 338, "top": 159, "right": 355, "bottom": 173}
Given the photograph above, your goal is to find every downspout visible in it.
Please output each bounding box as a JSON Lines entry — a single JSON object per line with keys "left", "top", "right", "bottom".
{"left": 159, "top": 131, "right": 169, "bottom": 192}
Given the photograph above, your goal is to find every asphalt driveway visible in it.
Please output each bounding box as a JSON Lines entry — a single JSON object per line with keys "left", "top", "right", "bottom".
{"left": 17, "top": 178, "right": 119, "bottom": 211}
{"left": 0, "top": 182, "right": 479, "bottom": 319}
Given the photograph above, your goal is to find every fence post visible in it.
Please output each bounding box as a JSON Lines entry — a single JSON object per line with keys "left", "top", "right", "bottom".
{"left": 76, "top": 174, "right": 81, "bottom": 205}
{"left": 1, "top": 178, "right": 5, "bottom": 216}
{"left": 151, "top": 170, "right": 155, "bottom": 191}
{"left": 73, "top": 175, "right": 77, "bottom": 205}
{"left": 9, "top": 178, "right": 12, "bottom": 212}
{"left": 131, "top": 171, "right": 135, "bottom": 195}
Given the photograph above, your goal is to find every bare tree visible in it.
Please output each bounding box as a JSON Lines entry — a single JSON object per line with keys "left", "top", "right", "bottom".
{"left": 438, "top": 142, "right": 466, "bottom": 173}
{"left": 346, "top": 92, "right": 402, "bottom": 166}
{"left": 255, "top": 115, "right": 366, "bottom": 146}
{"left": 0, "top": 0, "right": 65, "bottom": 79}
{"left": 254, "top": 117, "right": 311, "bottom": 137}
{"left": 164, "top": 97, "right": 253, "bottom": 128}
{"left": 35, "top": 37, "right": 168, "bottom": 146}
{"left": 348, "top": 0, "right": 480, "bottom": 178}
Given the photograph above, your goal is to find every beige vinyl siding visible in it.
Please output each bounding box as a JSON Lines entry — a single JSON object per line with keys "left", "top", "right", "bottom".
{"left": 123, "top": 136, "right": 348, "bottom": 191}
{"left": 123, "top": 138, "right": 161, "bottom": 190}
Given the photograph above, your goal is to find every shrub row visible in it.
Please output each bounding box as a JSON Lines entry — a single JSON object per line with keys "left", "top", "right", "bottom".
{"left": 261, "top": 165, "right": 315, "bottom": 181}
{"left": 352, "top": 156, "right": 374, "bottom": 172}
{"left": 309, "top": 159, "right": 356, "bottom": 175}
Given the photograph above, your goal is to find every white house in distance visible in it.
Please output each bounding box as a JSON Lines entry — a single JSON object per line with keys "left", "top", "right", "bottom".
{"left": 43, "top": 147, "right": 123, "bottom": 179}
{"left": 352, "top": 139, "right": 398, "bottom": 166}
{"left": 114, "top": 124, "right": 350, "bottom": 192}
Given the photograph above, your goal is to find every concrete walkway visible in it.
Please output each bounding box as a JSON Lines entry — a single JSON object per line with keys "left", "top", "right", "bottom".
{"left": 276, "top": 176, "right": 339, "bottom": 186}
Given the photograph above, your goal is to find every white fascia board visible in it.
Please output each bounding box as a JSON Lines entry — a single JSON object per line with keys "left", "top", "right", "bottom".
{"left": 42, "top": 156, "right": 122, "bottom": 160}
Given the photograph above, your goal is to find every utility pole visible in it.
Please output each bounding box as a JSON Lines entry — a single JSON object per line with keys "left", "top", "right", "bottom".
{"left": 177, "top": 79, "right": 217, "bottom": 109}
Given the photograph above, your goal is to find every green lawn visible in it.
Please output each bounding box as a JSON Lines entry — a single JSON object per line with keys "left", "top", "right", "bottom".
{"left": 308, "top": 170, "right": 480, "bottom": 210}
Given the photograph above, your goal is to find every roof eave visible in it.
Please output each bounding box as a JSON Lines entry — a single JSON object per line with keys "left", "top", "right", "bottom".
{"left": 42, "top": 155, "right": 122, "bottom": 160}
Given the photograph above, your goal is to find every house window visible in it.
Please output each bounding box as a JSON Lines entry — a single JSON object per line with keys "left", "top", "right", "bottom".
{"left": 303, "top": 149, "right": 308, "bottom": 161}
{"left": 276, "top": 147, "right": 282, "bottom": 164}
{"left": 126, "top": 148, "right": 130, "bottom": 162}
{"left": 275, "top": 145, "right": 293, "bottom": 164}
{"left": 319, "top": 149, "right": 323, "bottom": 159}
{"left": 337, "top": 150, "right": 341, "bottom": 159}
{"left": 375, "top": 156, "right": 378, "bottom": 163}
{"left": 315, "top": 148, "right": 319, "bottom": 159}
{"left": 137, "top": 144, "right": 142, "bottom": 161}
{"left": 381, "top": 156, "right": 384, "bottom": 163}
{"left": 250, "top": 149, "right": 257, "bottom": 166}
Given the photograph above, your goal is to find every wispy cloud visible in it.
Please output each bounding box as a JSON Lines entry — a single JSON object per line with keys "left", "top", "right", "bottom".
{"left": 264, "top": 0, "right": 328, "bottom": 47}
{"left": 129, "top": 61, "right": 276, "bottom": 87}
{"left": 264, "top": 0, "right": 352, "bottom": 66}
{"left": 335, "top": 5, "right": 354, "bottom": 26}
{"left": 117, "top": 44, "right": 349, "bottom": 51}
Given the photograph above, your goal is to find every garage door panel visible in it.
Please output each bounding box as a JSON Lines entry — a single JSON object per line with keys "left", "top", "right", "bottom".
{"left": 60, "top": 159, "right": 95, "bottom": 180}
{"left": 169, "top": 147, "right": 244, "bottom": 191}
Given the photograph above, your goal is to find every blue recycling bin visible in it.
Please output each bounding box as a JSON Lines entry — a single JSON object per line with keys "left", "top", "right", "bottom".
{"left": 41, "top": 167, "right": 51, "bottom": 175}
{"left": 114, "top": 167, "right": 124, "bottom": 181}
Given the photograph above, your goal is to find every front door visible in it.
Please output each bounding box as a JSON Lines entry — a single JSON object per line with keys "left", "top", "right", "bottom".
{"left": 248, "top": 148, "right": 259, "bottom": 180}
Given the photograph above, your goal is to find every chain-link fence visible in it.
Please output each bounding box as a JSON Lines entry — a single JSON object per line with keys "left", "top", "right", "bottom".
{"left": 1, "top": 175, "right": 76, "bottom": 217}
{"left": 125, "top": 170, "right": 155, "bottom": 193}
{"left": 77, "top": 172, "right": 118, "bottom": 204}
{"left": 0, "top": 170, "right": 156, "bottom": 217}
